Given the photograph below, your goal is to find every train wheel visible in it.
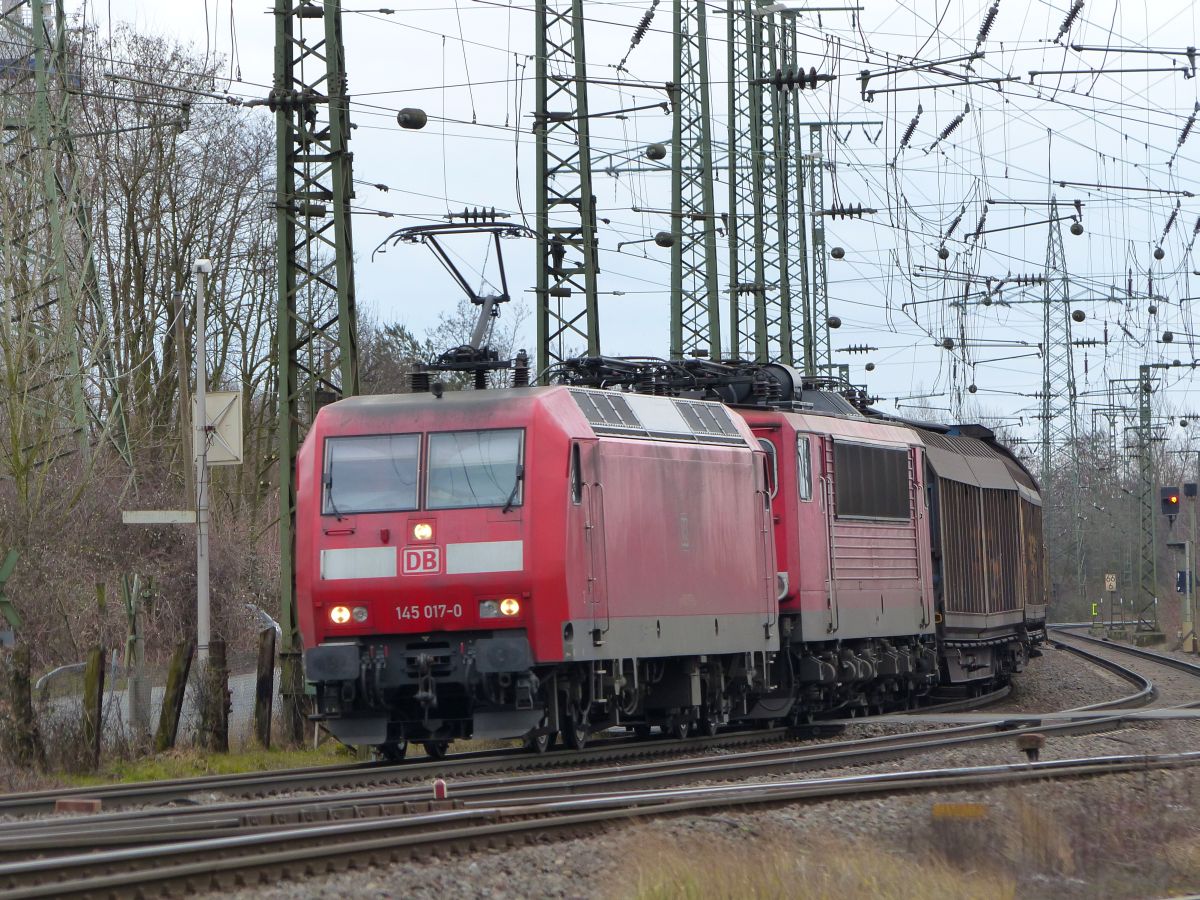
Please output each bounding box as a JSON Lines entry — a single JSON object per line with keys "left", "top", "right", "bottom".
{"left": 378, "top": 740, "right": 408, "bottom": 762}
{"left": 563, "top": 712, "right": 589, "bottom": 750}
{"left": 697, "top": 707, "right": 719, "bottom": 738}
{"left": 423, "top": 740, "right": 449, "bottom": 759}
{"left": 524, "top": 731, "right": 557, "bottom": 754}
{"left": 668, "top": 713, "right": 690, "bottom": 741}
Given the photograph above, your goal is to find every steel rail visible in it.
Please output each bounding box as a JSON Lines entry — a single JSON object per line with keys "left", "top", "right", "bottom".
{"left": 0, "top": 726, "right": 788, "bottom": 817}
{"left": 1050, "top": 625, "right": 1200, "bottom": 681}
{"left": 2, "top": 749, "right": 1198, "bottom": 899}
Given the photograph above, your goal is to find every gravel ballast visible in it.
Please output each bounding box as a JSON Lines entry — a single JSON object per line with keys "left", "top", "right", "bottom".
{"left": 212, "top": 641, "right": 1200, "bottom": 900}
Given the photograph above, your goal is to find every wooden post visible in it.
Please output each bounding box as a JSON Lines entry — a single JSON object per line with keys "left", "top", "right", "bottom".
{"left": 154, "top": 640, "right": 194, "bottom": 753}
{"left": 81, "top": 647, "right": 105, "bottom": 770}
{"left": 254, "top": 628, "right": 276, "bottom": 749}
{"left": 9, "top": 643, "right": 42, "bottom": 766}
{"left": 199, "top": 638, "right": 229, "bottom": 753}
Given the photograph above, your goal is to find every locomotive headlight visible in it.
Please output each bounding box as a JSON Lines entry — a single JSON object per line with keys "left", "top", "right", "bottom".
{"left": 329, "top": 605, "right": 352, "bottom": 625}
{"left": 413, "top": 522, "right": 434, "bottom": 541}
{"left": 479, "top": 598, "right": 520, "bottom": 618}
{"left": 351, "top": 606, "right": 369, "bottom": 623}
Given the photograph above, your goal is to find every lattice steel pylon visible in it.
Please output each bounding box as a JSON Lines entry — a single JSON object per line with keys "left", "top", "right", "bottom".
{"left": 535, "top": 0, "right": 600, "bottom": 377}
{"left": 274, "top": 0, "right": 359, "bottom": 743}
{"left": 1040, "top": 198, "right": 1080, "bottom": 483}
{"left": 0, "top": 0, "right": 130, "bottom": 470}
{"left": 726, "top": 0, "right": 763, "bottom": 361}
{"left": 807, "top": 123, "right": 831, "bottom": 375}
{"left": 725, "top": 1, "right": 793, "bottom": 363}
{"left": 1040, "top": 197, "right": 1083, "bottom": 604}
{"left": 670, "top": 0, "right": 721, "bottom": 361}
{"left": 779, "top": 14, "right": 810, "bottom": 372}
{"left": 1134, "top": 365, "right": 1160, "bottom": 631}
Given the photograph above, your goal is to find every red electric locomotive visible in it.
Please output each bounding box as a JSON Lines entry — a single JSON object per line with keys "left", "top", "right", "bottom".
{"left": 298, "top": 386, "right": 778, "bottom": 758}
{"left": 738, "top": 399, "right": 942, "bottom": 717}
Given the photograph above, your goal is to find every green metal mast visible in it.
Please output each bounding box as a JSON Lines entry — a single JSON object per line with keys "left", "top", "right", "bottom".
{"left": 274, "top": 0, "right": 359, "bottom": 742}
{"left": 780, "top": 14, "right": 811, "bottom": 373}
{"left": 670, "top": 0, "right": 721, "bottom": 361}
{"left": 535, "top": 0, "right": 600, "bottom": 377}
{"left": 0, "top": 0, "right": 130, "bottom": 468}
{"left": 726, "top": 0, "right": 765, "bottom": 361}
{"left": 755, "top": 5, "right": 790, "bottom": 365}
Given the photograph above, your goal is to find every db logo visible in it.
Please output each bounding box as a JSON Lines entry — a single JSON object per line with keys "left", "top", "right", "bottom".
{"left": 402, "top": 546, "right": 441, "bottom": 575}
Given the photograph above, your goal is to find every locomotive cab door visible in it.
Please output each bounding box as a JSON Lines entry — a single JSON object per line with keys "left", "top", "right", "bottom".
{"left": 577, "top": 441, "right": 609, "bottom": 646}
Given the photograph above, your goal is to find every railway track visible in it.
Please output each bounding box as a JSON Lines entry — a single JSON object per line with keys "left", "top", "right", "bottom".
{"left": 0, "top": 638, "right": 1169, "bottom": 897}
{"left": 3, "top": 747, "right": 1197, "bottom": 899}
{"left": 1049, "top": 625, "right": 1200, "bottom": 685}
{"left": 0, "top": 685, "right": 1018, "bottom": 819}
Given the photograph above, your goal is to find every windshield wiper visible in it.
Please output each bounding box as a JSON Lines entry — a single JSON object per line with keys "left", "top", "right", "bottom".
{"left": 325, "top": 474, "right": 344, "bottom": 520}
{"left": 501, "top": 464, "right": 524, "bottom": 514}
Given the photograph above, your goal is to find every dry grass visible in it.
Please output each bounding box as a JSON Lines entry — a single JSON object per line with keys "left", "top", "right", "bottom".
{"left": 624, "top": 832, "right": 1016, "bottom": 900}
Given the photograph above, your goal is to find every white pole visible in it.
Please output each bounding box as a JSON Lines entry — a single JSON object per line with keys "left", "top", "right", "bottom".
{"left": 193, "top": 259, "right": 213, "bottom": 664}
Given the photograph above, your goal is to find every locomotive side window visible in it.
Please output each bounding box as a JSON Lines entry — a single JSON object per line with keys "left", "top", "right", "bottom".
{"left": 428, "top": 429, "right": 525, "bottom": 510}
{"left": 833, "top": 441, "right": 910, "bottom": 520}
{"left": 322, "top": 434, "right": 420, "bottom": 515}
{"left": 570, "top": 443, "right": 583, "bottom": 504}
{"left": 796, "top": 434, "right": 813, "bottom": 502}
{"left": 758, "top": 439, "right": 778, "bottom": 498}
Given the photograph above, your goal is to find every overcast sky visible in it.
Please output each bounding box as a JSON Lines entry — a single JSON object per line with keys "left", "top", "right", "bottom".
{"left": 82, "top": 0, "right": 1200, "bottom": 455}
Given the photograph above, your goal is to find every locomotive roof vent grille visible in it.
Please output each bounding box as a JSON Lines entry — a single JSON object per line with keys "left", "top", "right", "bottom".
{"left": 569, "top": 389, "right": 747, "bottom": 446}
{"left": 571, "top": 390, "right": 643, "bottom": 433}
{"left": 675, "top": 400, "right": 744, "bottom": 440}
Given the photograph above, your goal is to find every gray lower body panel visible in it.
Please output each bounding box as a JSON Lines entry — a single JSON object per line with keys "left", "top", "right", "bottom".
{"left": 561, "top": 612, "right": 775, "bottom": 662}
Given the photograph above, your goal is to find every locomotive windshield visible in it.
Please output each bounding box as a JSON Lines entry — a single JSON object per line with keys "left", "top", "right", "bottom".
{"left": 427, "top": 429, "right": 524, "bottom": 510}
{"left": 322, "top": 434, "right": 420, "bottom": 515}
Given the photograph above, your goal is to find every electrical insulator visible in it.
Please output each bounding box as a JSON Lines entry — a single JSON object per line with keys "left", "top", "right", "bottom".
{"left": 898, "top": 104, "right": 922, "bottom": 150}
{"left": 769, "top": 66, "right": 834, "bottom": 91}
{"left": 976, "top": 1, "right": 1000, "bottom": 45}
{"left": 630, "top": 2, "right": 658, "bottom": 46}
{"left": 1054, "top": 0, "right": 1083, "bottom": 42}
